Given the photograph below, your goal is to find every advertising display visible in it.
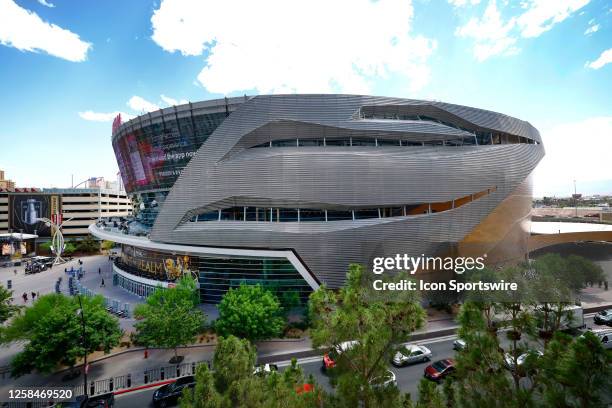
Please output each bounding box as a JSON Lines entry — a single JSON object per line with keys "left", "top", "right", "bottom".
{"left": 112, "top": 111, "right": 226, "bottom": 194}
{"left": 119, "top": 244, "right": 197, "bottom": 281}
{"left": 9, "top": 194, "right": 53, "bottom": 237}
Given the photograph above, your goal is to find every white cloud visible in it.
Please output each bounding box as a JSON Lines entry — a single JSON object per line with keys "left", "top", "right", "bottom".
{"left": 37, "top": 0, "right": 55, "bottom": 8}
{"left": 160, "top": 94, "right": 188, "bottom": 106}
{"left": 585, "top": 48, "right": 612, "bottom": 69}
{"left": 448, "top": 0, "right": 481, "bottom": 7}
{"left": 584, "top": 19, "right": 600, "bottom": 35}
{"left": 516, "top": 0, "right": 589, "bottom": 38}
{"left": 455, "top": 1, "right": 519, "bottom": 61}
{"left": 78, "top": 111, "right": 134, "bottom": 122}
{"left": 456, "top": 0, "right": 589, "bottom": 61}
{"left": 533, "top": 117, "right": 612, "bottom": 195}
{"left": 127, "top": 96, "right": 160, "bottom": 113}
{"left": 0, "top": 0, "right": 90, "bottom": 62}
{"left": 150, "top": 0, "right": 437, "bottom": 95}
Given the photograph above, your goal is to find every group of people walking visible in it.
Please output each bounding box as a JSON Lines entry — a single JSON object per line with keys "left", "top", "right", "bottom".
{"left": 21, "top": 291, "right": 39, "bottom": 303}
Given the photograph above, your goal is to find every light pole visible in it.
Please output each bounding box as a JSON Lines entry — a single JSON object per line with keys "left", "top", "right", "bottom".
{"left": 76, "top": 295, "right": 88, "bottom": 396}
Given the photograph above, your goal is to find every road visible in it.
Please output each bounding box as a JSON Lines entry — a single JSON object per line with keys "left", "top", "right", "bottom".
{"left": 114, "top": 315, "right": 601, "bottom": 407}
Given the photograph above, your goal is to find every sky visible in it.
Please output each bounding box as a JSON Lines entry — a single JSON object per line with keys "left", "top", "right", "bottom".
{"left": 0, "top": 0, "right": 611, "bottom": 197}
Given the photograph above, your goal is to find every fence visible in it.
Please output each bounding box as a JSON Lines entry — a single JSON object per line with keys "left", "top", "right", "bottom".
{"left": 64, "top": 269, "right": 131, "bottom": 318}
{"left": 0, "top": 360, "right": 211, "bottom": 407}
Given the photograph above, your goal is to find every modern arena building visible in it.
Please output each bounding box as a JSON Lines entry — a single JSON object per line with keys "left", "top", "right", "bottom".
{"left": 90, "top": 94, "right": 544, "bottom": 303}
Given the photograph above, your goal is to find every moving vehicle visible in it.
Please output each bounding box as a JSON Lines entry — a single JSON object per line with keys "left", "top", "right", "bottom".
{"left": 593, "top": 309, "right": 612, "bottom": 326}
{"left": 587, "top": 328, "right": 612, "bottom": 349}
{"left": 453, "top": 338, "right": 466, "bottom": 351}
{"left": 152, "top": 375, "right": 196, "bottom": 407}
{"left": 370, "top": 369, "right": 397, "bottom": 388}
{"left": 503, "top": 350, "right": 543, "bottom": 372}
{"left": 322, "top": 340, "right": 358, "bottom": 371}
{"left": 392, "top": 343, "right": 432, "bottom": 366}
{"left": 424, "top": 359, "right": 455, "bottom": 382}
{"left": 253, "top": 363, "right": 279, "bottom": 376}
{"left": 535, "top": 305, "right": 585, "bottom": 332}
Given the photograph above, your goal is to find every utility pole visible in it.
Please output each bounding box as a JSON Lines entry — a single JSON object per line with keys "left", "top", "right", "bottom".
{"left": 77, "top": 295, "right": 88, "bottom": 396}
{"left": 574, "top": 179, "right": 578, "bottom": 218}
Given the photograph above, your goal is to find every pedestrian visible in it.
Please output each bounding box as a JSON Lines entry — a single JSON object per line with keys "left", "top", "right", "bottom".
{"left": 98, "top": 267, "right": 101, "bottom": 275}
{"left": 22, "top": 292, "right": 27, "bottom": 303}
{"left": 13, "top": 269, "right": 17, "bottom": 275}
{"left": 31, "top": 292, "right": 36, "bottom": 301}
{"left": 101, "top": 278, "right": 105, "bottom": 288}
{"left": 144, "top": 348, "right": 149, "bottom": 359}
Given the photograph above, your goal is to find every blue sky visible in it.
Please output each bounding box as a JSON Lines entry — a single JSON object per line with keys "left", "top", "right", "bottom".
{"left": 0, "top": 0, "right": 611, "bottom": 197}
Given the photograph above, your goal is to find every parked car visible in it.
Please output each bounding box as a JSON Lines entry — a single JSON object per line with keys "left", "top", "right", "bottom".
{"left": 594, "top": 309, "right": 612, "bottom": 326}
{"left": 424, "top": 359, "right": 456, "bottom": 382}
{"left": 253, "top": 363, "right": 279, "bottom": 377}
{"left": 453, "top": 338, "right": 466, "bottom": 351}
{"left": 322, "top": 340, "right": 358, "bottom": 371}
{"left": 586, "top": 328, "right": 612, "bottom": 349}
{"left": 152, "top": 376, "right": 196, "bottom": 407}
{"left": 392, "top": 343, "right": 432, "bottom": 366}
{"left": 370, "top": 369, "right": 397, "bottom": 388}
{"left": 504, "top": 350, "right": 543, "bottom": 372}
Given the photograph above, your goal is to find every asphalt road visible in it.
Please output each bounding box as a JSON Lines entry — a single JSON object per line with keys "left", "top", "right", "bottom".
{"left": 114, "top": 315, "right": 600, "bottom": 407}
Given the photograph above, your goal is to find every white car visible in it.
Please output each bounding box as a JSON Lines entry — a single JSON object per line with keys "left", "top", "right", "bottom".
{"left": 253, "top": 363, "right": 278, "bottom": 376}
{"left": 504, "top": 350, "right": 543, "bottom": 371}
{"left": 453, "top": 339, "right": 466, "bottom": 351}
{"left": 586, "top": 328, "right": 612, "bottom": 349}
{"left": 392, "top": 343, "right": 432, "bottom": 366}
{"left": 370, "top": 369, "right": 397, "bottom": 388}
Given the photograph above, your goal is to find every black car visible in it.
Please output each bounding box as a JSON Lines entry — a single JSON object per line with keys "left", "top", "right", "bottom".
{"left": 152, "top": 376, "right": 196, "bottom": 407}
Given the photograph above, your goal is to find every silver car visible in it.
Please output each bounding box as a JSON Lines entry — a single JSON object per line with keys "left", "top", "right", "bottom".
{"left": 453, "top": 338, "right": 466, "bottom": 351}
{"left": 392, "top": 343, "right": 432, "bottom": 367}
{"left": 504, "top": 350, "right": 543, "bottom": 371}
{"left": 370, "top": 369, "right": 397, "bottom": 388}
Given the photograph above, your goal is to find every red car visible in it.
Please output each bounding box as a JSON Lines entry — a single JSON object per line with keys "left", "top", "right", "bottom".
{"left": 322, "top": 341, "right": 358, "bottom": 371}
{"left": 424, "top": 359, "right": 456, "bottom": 382}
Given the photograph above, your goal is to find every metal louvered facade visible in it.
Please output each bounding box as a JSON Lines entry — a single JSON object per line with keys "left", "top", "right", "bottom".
{"left": 101, "top": 94, "right": 544, "bottom": 301}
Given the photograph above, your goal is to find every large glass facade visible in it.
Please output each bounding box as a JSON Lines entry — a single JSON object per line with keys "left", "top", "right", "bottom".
{"left": 112, "top": 112, "right": 228, "bottom": 194}
{"left": 115, "top": 244, "right": 313, "bottom": 304}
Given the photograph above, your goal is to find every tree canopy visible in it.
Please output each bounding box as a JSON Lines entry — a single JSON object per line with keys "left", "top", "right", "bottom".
{"left": 134, "top": 277, "right": 205, "bottom": 361}
{"left": 215, "top": 284, "right": 285, "bottom": 342}
{"left": 5, "top": 294, "right": 121, "bottom": 377}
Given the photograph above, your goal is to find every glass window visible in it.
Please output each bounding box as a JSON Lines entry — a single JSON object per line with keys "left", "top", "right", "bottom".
{"left": 351, "top": 137, "right": 376, "bottom": 146}
{"left": 278, "top": 208, "right": 299, "bottom": 222}
{"left": 326, "top": 210, "right": 353, "bottom": 221}
{"left": 377, "top": 139, "right": 401, "bottom": 146}
{"left": 325, "top": 138, "right": 351, "bottom": 146}
{"left": 252, "top": 142, "right": 271, "bottom": 148}
{"left": 298, "top": 139, "right": 325, "bottom": 146}
{"left": 381, "top": 207, "right": 404, "bottom": 217}
{"left": 354, "top": 208, "right": 380, "bottom": 219}
{"left": 299, "top": 208, "right": 326, "bottom": 221}
{"left": 220, "top": 207, "right": 244, "bottom": 221}
{"left": 197, "top": 211, "right": 219, "bottom": 221}
{"left": 404, "top": 141, "right": 424, "bottom": 146}
{"left": 271, "top": 139, "right": 297, "bottom": 147}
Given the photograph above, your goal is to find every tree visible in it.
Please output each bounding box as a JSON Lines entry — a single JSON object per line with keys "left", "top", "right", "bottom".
{"left": 5, "top": 294, "right": 121, "bottom": 377}
{"left": 452, "top": 302, "right": 513, "bottom": 408}
{"left": 181, "top": 336, "right": 325, "bottom": 408}
{"left": 134, "top": 277, "right": 205, "bottom": 363}
{"left": 309, "top": 264, "right": 425, "bottom": 407}
{"left": 215, "top": 284, "right": 285, "bottom": 342}
{"left": 416, "top": 379, "right": 445, "bottom": 408}
{"left": 0, "top": 284, "right": 20, "bottom": 324}
{"left": 75, "top": 235, "right": 100, "bottom": 254}
{"left": 101, "top": 240, "right": 115, "bottom": 251}
{"left": 545, "top": 331, "right": 612, "bottom": 408}
{"left": 212, "top": 335, "right": 256, "bottom": 394}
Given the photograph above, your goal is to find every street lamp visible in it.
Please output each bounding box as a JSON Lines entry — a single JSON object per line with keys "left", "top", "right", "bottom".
{"left": 76, "top": 295, "right": 88, "bottom": 396}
